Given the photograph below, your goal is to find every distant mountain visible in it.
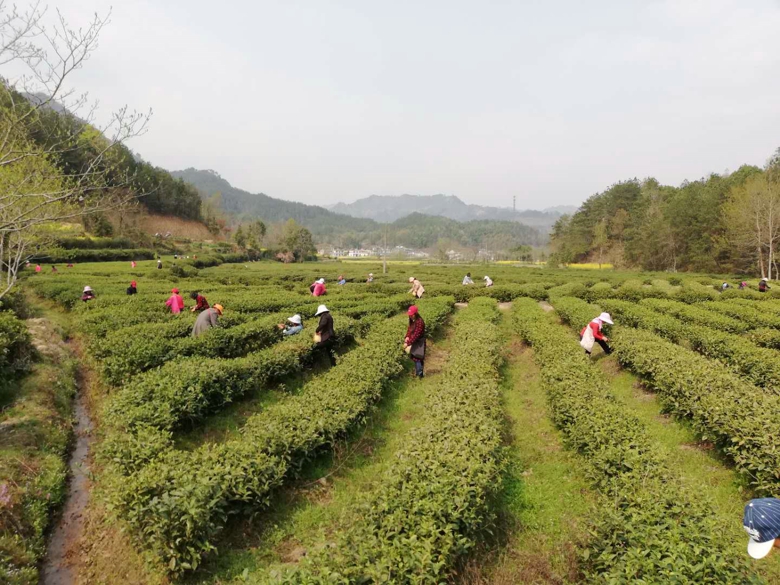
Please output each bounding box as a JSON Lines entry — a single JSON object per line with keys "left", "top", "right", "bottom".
{"left": 21, "top": 92, "right": 70, "bottom": 114}
{"left": 543, "top": 205, "right": 578, "bottom": 215}
{"left": 329, "top": 194, "right": 564, "bottom": 231}
{"left": 171, "top": 168, "right": 376, "bottom": 232}
{"left": 172, "top": 168, "right": 547, "bottom": 249}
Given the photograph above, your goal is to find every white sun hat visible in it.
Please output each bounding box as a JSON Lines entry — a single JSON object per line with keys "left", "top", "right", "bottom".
{"left": 408, "top": 277, "right": 415, "bottom": 282}
{"left": 483, "top": 275, "right": 490, "bottom": 280}
{"left": 288, "top": 314, "right": 302, "bottom": 325}
{"left": 315, "top": 305, "right": 329, "bottom": 316}
{"left": 317, "top": 278, "right": 325, "bottom": 284}
{"left": 598, "top": 312, "right": 614, "bottom": 325}
{"left": 83, "top": 286, "right": 92, "bottom": 292}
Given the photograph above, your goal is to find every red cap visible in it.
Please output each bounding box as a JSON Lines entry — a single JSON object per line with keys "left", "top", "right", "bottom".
{"left": 131, "top": 281, "right": 137, "bottom": 287}
{"left": 172, "top": 288, "right": 179, "bottom": 294}
{"left": 407, "top": 305, "right": 418, "bottom": 316}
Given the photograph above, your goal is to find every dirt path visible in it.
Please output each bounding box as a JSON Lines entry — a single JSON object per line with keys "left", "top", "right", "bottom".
{"left": 40, "top": 344, "right": 94, "bottom": 585}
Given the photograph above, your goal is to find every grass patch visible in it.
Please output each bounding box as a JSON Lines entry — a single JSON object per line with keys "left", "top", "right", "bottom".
{"left": 463, "top": 316, "right": 593, "bottom": 584}
{"left": 0, "top": 303, "right": 77, "bottom": 584}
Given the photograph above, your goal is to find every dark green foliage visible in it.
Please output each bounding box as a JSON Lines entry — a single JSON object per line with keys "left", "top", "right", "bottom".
{"left": 40, "top": 248, "right": 155, "bottom": 263}
{"left": 0, "top": 312, "right": 33, "bottom": 378}
{"left": 550, "top": 168, "right": 764, "bottom": 272}
{"left": 54, "top": 236, "right": 138, "bottom": 250}
{"left": 17, "top": 93, "right": 202, "bottom": 222}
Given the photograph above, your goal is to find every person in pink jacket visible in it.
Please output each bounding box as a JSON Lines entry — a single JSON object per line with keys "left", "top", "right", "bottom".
{"left": 166, "top": 288, "right": 185, "bottom": 314}
{"left": 311, "top": 278, "right": 327, "bottom": 297}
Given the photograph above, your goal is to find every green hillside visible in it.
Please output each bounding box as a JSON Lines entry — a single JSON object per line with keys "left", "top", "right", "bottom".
{"left": 173, "top": 168, "right": 546, "bottom": 249}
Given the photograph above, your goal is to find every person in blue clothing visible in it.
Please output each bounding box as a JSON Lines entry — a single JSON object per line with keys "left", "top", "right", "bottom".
{"left": 278, "top": 314, "right": 303, "bottom": 336}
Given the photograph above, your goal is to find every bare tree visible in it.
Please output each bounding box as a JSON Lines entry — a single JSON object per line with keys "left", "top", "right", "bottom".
{"left": 723, "top": 173, "right": 780, "bottom": 279}
{"left": 0, "top": 1, "right": 151, "bottom": 300}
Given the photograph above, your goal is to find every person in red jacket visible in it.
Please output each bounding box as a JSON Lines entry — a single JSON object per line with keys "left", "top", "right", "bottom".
{"left": 190, "top": 291, "right": 210, "bottom": 312}
{"left": 580, "top": 312, "right": 613, "bottom": 356}
{"left": 404, "top": 305, "right": 426, "bottom": 378}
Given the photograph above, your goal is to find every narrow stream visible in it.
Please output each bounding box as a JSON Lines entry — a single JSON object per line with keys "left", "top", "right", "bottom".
{"left": 40, "top": 367, "right": 93, "bottom": 585}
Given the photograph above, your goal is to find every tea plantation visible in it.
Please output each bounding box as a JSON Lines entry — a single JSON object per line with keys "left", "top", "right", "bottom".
{"left": 5, "top": 259, "right": 780, "bottom": 584}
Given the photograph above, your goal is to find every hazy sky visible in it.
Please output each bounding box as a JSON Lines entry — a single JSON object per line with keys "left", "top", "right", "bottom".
{"left": 37, "top": 0, "right": 780, "bottom": 208}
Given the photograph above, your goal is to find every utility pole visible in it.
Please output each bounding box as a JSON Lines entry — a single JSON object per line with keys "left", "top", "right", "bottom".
{"left": 513, "top": 196, "right": 516, "bottom": 213}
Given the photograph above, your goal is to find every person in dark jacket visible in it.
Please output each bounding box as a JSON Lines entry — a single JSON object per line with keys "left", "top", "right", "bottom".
{"left": 404, "top": 305, "right": 426, "bottom": 378}
{"left": 314, "top": 304, "right": 335, "bottom": 365}
{"left": 760, "top": 278, "right": 771, "bottom": 293}
{"left": 126, "top": 281, "right": 137, "bottom": 295}
{"left": 190, "top": 291, "right": 209, "bottom": 312}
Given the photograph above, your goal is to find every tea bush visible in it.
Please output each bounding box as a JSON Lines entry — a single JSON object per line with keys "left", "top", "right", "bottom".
{"left": 515, "top": 297, "right": 759, "bottom": 583}
{"left": 641, "top": 298, "right": 751, "bottom": 333}
{"left": 554, "top": 296, "right": 780, "bottom": 496}
{"left": 601, "top": 299, "right": 780, "bottom": 393}
{"left": 272, "top": 298, "right": 504, "bottom": 583}
{"left": 104, "top": 297, "right": 455, "bottom": 575}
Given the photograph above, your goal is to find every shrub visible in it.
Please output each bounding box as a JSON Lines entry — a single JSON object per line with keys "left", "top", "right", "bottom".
{"left": 41, "top": 248, "right": 155, "bottom": 263}
{"left": 641, "top": 298, "right": 750, "bottom": 333}
{"left": 601, "top": 299, "right": 780, "bottom": 394}
{"left": 273, "top": 298, "right": 504, "bottom": 583}
{"left": 0, "top": 312, "right": 33, "bottom": 377}
{"left": 514, "top": 297, "right": 757, "bottom": 583}
{"left": 554, "top": 296, "right": 780, "bottom": 496}
{"left": 104, "top": 297, "right": 455, "bottom": 575}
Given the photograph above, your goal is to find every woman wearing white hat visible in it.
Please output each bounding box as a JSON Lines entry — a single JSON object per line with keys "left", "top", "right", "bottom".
{"left": 81, "top": 285, "right": 96, "bottom": 302}
{"left": 311, "top": 278, "right": 327, "bottom": 297}
{"left": 366, "top": 273, "right": 374, "bottom": 284}
{"left": 408, "top": 276, "right": 425, "bottom": 299}
{"left": 580, "top": 312, "right": 614, "bottom": 356}
{"left": 483, "top": 275, "right": 494, "bottom": 287}
{"left": 314, "top": 305, "right": 336, "bottom": 365}
{"left": 759, "top": 278, "right": 771, "bottom": 293}
{"left": 278, "top": 314, "right": 303, "bottom": 336}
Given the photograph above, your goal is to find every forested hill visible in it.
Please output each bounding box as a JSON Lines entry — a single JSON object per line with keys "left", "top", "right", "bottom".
{"left": 170, "top": 168, "right": 375, "bottom": 231}
{"left": 173, "top": 168, "right": 546, "bottom": 249}
{"left": 329, "top": 194, "right": 567, "bottom": 231}
{"left": 16, "top": 92, "right": 202, "bottom": 221}
{"left": 550, "top": 150, "right": 780, "bottom": 275}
